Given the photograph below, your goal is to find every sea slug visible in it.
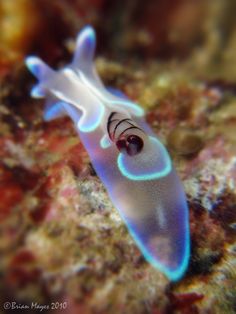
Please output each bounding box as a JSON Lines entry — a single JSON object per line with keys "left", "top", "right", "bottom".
{"left": 25, "top": 26, "right": 190, "bottom": 281}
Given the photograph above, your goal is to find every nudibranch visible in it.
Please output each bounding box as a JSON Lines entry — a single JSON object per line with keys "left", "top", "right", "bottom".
{"left": 25, "top": 26, "right": 190, "bottom": 281}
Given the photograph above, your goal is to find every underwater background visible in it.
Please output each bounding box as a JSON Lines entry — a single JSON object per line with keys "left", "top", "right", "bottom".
{"left": 0, "top": 0, "right": 236, "bottom": 313}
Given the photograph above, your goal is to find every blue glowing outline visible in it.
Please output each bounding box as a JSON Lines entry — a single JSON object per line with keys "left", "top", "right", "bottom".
{"left": 77, "top": 25, "right": 95, "bottom": 49}
{"left": 49, "top": 87, "right": 105, "bottom": 134}
{"left": 100, "top": 135, "right": 111, "bottom": 149}
{"left": 25, "top": 56, "right": 54, "bottom": 81}
{"left": 31, "top": 85, "right": 45, "bottom": 98}
{"left": 77, "top": 102, "right": 105, "bottom": 133}
{"left": 109, "top": 189, "right": 190, "bottom": 281}
{"left": 108, "top": 99, "right": 144, "bottom": 116}
{"left": 126, "top": 214, "right": 190, "bottom": 281}
{"left": 44, "top": 101, "right": 65, "bottom": 121}
{"left": 79, "top": 72, "right": 144, "bottom": 117}
{"left": 25, "top": 56, "right": 41, "bottom": 77}
{"left": 106, "top": 86, "right": 130, "bottom": 100}
{"left": 117, "top": 136, "right": 172, "bottom": 181}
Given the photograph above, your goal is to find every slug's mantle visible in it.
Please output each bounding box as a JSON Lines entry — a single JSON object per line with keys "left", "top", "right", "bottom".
{"left": 25, "top": 26, "right": 190, "bottom": 281}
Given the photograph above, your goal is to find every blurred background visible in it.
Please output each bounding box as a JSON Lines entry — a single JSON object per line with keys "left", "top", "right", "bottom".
{"left": 1, "top": 0, "right": 236, "bottom": 77}
{"left": 0, "top": 1, "right": 236, "bottom": 314}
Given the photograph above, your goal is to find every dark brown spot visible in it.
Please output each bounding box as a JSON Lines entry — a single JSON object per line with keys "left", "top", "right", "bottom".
{"left": 167, "top": 126, "right": 203, "bottom": 156}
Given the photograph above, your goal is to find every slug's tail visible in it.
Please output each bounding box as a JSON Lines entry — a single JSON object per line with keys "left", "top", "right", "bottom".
{"left": 25, "top": 56, "right": 54, "bottom": 99}
{"left": 25, "top": 57, "right": 68, "bottom": 121}
{"left": 72, "top": 25, "right": 96, "bottom": 70}
{"left": 25, "top": 56, "right": 54, "bottom": 81}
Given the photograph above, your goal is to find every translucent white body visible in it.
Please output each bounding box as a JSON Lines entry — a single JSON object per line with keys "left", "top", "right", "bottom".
{"left": 25, "top": 26, "right": 190, "bottom": 281}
